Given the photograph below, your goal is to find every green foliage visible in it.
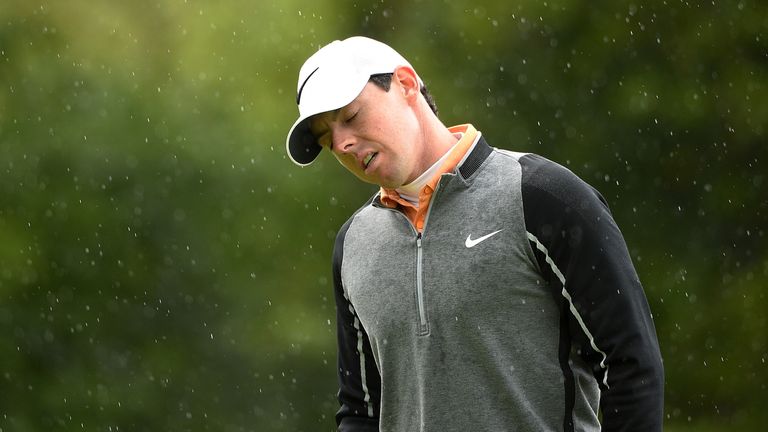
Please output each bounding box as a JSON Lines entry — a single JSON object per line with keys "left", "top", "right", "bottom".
{"left": 0, "top": 0, "right": 765, "bottom": 430}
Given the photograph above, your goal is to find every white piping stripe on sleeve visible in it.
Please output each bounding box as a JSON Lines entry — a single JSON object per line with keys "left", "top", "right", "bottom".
{"left": 345, "top": 295, "right": 374, "bottom": 418}
{"left": 527, "top": 231, "right": 611, "bottom": 389}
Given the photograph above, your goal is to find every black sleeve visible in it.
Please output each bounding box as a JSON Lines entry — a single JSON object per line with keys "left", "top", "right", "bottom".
{"left": 519, "top": 154, "right": 664, "bottom": 431}
{"left": 332, "top": 218, "right": 381, "bottom": 432}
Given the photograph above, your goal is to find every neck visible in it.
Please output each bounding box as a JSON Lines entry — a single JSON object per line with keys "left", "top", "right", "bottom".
{"left": 410, "top": 109, "right": 459, "bottom": 182}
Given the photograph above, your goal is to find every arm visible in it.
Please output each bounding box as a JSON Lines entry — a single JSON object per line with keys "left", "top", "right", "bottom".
{"left": 332, "top": 220, "right": 381, "bottom": 432}
{"left": 519, "top": 154, "right": 664, "bottom": 431}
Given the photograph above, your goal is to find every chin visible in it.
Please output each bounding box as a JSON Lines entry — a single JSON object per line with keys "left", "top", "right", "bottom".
{"left": 355, "top": 173, "right": 381, "bottom": 186}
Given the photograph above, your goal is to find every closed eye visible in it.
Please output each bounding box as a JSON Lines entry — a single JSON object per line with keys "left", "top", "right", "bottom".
{"left": 344, "top": 111, "right": 358, "bottom": 123}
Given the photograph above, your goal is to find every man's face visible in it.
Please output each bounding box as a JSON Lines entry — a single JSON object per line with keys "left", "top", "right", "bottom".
{"left": 309, "top": 79, "right": 424, "bottom": 188}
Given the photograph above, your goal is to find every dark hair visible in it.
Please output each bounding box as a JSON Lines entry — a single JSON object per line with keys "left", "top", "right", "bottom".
{"left": 369, "top": 73, "right": 438, "bottom": 115}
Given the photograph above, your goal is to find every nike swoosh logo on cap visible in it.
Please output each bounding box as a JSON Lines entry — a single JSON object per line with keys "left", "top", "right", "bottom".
{"left": 296, "top": 66, "right": 319, "bottom": 105}
{"left": 465, "top": 229, "right": 503, "bottom": 248}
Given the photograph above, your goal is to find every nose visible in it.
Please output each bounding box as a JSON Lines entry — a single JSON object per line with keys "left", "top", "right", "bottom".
{"left": 331, "top": 127, "right": 355, "bottom": 154}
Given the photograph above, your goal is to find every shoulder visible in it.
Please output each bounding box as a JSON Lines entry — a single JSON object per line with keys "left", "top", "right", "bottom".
{"left": 512, "top": 153, "right": 609, "bottom": 215}
{"left": 485, "top": 148, "right": 606, "bottom": 210}
{"left": 333, "top": 193, "right": 379, "bottom": 258}
{"left": 485, "top": 152, "right": 616, "bottom": 245}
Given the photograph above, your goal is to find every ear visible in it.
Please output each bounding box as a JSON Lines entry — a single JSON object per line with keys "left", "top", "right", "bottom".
{"left": 392, "top": 65, "right": 420, "bottom": 101}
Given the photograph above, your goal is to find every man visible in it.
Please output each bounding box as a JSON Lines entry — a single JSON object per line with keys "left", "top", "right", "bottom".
{"left": 285, "top": 36, "right": 664, "bottom": 432}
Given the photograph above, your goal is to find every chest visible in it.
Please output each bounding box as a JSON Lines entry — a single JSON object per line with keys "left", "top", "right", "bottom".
{"left": 340, "top": 182, "right": 550, "bottom": 348}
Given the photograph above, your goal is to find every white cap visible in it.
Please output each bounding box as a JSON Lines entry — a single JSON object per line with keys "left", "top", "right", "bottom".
{"left": 285, "top": 36, "right": 421, "bottom": 166}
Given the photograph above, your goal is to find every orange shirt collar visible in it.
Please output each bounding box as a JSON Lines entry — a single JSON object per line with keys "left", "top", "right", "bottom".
{"left": 380, "top": 124, "right": 478, "bottom": 210}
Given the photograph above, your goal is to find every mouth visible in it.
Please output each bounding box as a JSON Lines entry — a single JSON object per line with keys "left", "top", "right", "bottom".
{"left": 363, "top": 152, "right": 378, "bottom": 170}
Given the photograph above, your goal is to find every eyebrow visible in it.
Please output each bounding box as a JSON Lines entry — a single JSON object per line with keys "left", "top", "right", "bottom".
{"left": 310, "top": 108, "right": 343, "bottom": 136}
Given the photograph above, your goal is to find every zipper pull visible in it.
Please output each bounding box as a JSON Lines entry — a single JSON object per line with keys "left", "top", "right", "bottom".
{"left": 416, "top": 232, "right": 422, "bottom": 246}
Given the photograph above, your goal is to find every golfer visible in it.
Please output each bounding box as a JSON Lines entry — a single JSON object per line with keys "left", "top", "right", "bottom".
{"left": 286, "top": 36, "right": 664, "bottom": 432}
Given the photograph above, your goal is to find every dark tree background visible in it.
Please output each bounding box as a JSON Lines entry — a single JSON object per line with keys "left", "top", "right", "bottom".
{"left": 1, "top": 1, "right": 765, "bottom": 430}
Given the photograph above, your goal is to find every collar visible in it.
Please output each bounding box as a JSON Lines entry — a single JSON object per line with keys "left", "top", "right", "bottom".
{"left": 379, "top": 124, "right": 480, "bottom": 209}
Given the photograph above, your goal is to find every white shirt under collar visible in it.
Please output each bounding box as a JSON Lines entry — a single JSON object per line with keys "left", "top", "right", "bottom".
{"left": 395, "top": 131, "right": 481, "bottom": 208}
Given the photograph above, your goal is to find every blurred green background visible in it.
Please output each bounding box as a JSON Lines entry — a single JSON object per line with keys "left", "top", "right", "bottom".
{"left": 1, "top": 0, "right": 765, "bottom": 430}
